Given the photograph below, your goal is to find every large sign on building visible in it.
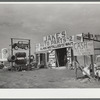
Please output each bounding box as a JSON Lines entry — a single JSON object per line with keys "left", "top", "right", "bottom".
{"left": 36, "top": 31, "right": 74, "bottom": 52}
{"left": 40, "top": 42, "right": 73, "bottom": 51}
{"left": 37, "top": 31, "right": 74, "bottom": 51}
{"left": 43, "top": 31, "right": 74, "bottom": 47}
{"left": 73, "top": 41, "right": 94, "bottom": 56}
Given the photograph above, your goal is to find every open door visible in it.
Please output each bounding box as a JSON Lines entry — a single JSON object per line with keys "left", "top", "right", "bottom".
{"left": 40, "top": 53, "right": 46, "bottom": 66}
{"left": 55, "top": 48, "right": 67, "bottom": 67}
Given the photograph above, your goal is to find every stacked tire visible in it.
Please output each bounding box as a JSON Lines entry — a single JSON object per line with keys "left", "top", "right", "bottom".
{"left": 7, "top": 55, "right": 16, "bottom": 62}
{"left": 15, "top": 52, "right": 27, "bottom": 71}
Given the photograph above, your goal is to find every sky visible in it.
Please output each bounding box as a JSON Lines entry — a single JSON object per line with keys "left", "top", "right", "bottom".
{"left": 0, "top": 3, "right": 100, "bottom": 54}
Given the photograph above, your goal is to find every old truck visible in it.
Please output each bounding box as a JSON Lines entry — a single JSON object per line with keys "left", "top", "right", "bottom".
{"left": 94, "top": 55, "right": 100, "bottom": 78}
{"left": 12, "top": 41, "right": 29, "bottom": 50}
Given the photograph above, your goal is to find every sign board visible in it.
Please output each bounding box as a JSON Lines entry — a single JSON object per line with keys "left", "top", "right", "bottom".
{"left": 49, "top": 50, "right": 56, "bottom": 67}
{"left": 40, "top": 42, "right": 73, "bottom": 51}
{"left": 1, "top": 48, "right": 9, "bottom": 60}
{"left": 73, "top": 41, "right": 94, "bottom": 56}
{"left": 43, "top": 31, "right": 74, "bottom": 47}
{"left": 74, "top": 34, "right": 83, "bottom": 42}
{"left": 36, "top": 31, "right": 74, "bottom": 52}
{"left": 43, "top": 31, "right": 67, "bottom": 47}
{"left": 83, "top": 33, "right": 100, "bottom": 41}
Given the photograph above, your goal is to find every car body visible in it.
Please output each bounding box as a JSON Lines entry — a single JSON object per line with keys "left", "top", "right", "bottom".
{"left": 12, "top": 41, "right": 29, "bottom": 50}
{"left": 94, "top": 55, "right": 100, "bottom": 77}
{"left": 95, "top": 55, "right": 100, "bottom": 67}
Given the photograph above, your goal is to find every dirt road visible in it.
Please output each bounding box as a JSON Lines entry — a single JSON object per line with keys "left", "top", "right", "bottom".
{"left": 0, "top": 68, "right": 100, "bottom": 88}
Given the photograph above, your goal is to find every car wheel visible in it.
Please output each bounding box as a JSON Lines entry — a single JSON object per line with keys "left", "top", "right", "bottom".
{"left": 24, "top": 46, "right": 28, "bottom": 50}
{"left": 14, "top": 46, "right": 18, "bottom": 50}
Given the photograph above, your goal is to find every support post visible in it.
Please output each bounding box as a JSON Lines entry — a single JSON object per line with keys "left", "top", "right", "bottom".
{"left": 71, "top": 48, "right": 73, "bottom": 64}
{"left": 84, "top": 56, "right": 85, "bottom": 66}
{"left": 55, "top": 50, "right": 59, "bottom": 67}
{"left": 29, "top": 40, "right": 31, "bottom": 65}
{"left": 11, "top": 38, "right": 13, "bottom": 68}
{"left": 45, "top": 52, "right": 47, "bottom": 68}
{"left": 90, "top": 55, "right": 94, "bottom": 77}
{"left": 74, "top": 56, "right": 78, "bottom": 79}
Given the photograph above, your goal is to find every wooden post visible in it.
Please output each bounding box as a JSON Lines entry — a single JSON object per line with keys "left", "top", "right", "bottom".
{"left": 55, "top": 50, "right": 59, "bottom": 67}
{"left": 74, "top": 56, "right": 94, "bottom": 80}
{"left": 45, "top": 52, "right": 47, "bottom": 68}
{"left": 74, "top": 56, "right": 78, "bottom": 79}
{"left": 90, "top": 55, "right": 94, "bottom": 77}
{"left": 11, "top": 38, "right": 13, "bottom": 68}
{"left": 71, "top": 48, "right": 73, "bottom": 64}
{"left": 75, "top": 62, "right": 78, "bottom": 79}
{"left": 29, "top": 40, "right": 31, "bottom": 65}
{"left": 84, "top": 56, "right": 85, "bottom": 66}
{"left": 38, "top": 54, "right": 40, "bottom": 65}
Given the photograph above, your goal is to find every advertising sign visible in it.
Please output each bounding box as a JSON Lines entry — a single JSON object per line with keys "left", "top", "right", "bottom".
{"left": 73, "top": 41, "right": 94, "bottom": 56}
{"left": 74, "top": 34, "right": 83, "bottom": 42}
{"left": 83, "top": 33, "right": 100, "bottom": 41}
{"left": 49, "top": 50, "right": 56, "bottom": 67}
{"left": 41, "top": 31, "right": 74, "bottom": 51}
{"left": 43, "top": 31, "right": 74, "bottom": 47}
{"left": 1, "top": 48, "right": 9, "bottom": 60}
{"left": 43, "top": 31, "right": 67, "bottom": 47}
{"left": 40, "top": 42, "right": 73, "bottom": 51}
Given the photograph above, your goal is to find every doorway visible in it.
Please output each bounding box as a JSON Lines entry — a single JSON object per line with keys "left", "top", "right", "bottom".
{"left": 56, "top": 48, "right": 67, "bottom": 66}
{"left": 40, "top": 53, "right": 46, "bottom": 66}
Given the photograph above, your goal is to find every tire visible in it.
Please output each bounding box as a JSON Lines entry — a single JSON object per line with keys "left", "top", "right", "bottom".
{"left": 15, "top": 59, "right": 27, "bottom": 64}
{"left": 15, "top": 52, "right": 26, "bottom": 57}
{"left": 14, "top": 46, "right": 18, "bottom": 50}
{"left": 7, "top": 55, "right": 16, "bottom": 62}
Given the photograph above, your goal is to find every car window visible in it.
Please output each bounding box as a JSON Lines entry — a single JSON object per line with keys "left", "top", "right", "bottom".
{"left": 97, "top": 57, "right": 100, "bottom": 62}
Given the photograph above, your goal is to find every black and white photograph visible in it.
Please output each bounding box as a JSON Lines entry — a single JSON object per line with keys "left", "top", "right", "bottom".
{"left": 0, "top": 2, "right": 100, "bottom": 89}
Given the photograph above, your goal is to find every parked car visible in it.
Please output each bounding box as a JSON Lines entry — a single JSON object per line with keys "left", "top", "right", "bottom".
{"left": 12, "top": 41, "right": 29, "bottom": 50}
{"left": 94, "top": 55, "right": 100, "bottom": 78}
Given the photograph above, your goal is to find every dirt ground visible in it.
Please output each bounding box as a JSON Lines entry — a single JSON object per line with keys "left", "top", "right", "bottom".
{"left": 0, "top": 67, "right": 100, "bottom": 88}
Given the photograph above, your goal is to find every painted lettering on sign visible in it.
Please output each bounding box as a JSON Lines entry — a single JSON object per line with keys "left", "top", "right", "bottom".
{"left": 73, "top": 41, "right": 94, "bottom": 56}
{"left": 43, "top": 31, "right": 73, "bottom": 48}
{"left": 40, "top": 42, "right": 73, "bottom": 51}
{"left": 74, "top": 42, "right": 87, "bottom": 50}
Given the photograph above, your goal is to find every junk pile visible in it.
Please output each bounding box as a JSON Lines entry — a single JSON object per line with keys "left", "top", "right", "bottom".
{"left": 7, "top": 52, "right": 37, "bottom": 71}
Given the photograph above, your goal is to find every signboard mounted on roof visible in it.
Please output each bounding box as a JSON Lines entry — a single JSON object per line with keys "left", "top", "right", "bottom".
{"left": 42, "top": 31, "right": 74, "bottom": 51}
{"left": 83, "top": 33, "right": 100, "bottom": 41}
{"left": 40, "top": 42, "right": 73, "bottom": 51}
{"left": 43, "top": 31, "right": 68, "bottom": 47}
{"left": 36, "top": 31, "right": 74, "bottom": 52}
{"left": 73, "top": 41, "right": 94, "bottom": 56}
{"left": 74, "top": 34, "right": 83, "bottom": 42}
